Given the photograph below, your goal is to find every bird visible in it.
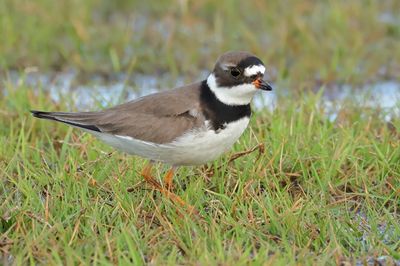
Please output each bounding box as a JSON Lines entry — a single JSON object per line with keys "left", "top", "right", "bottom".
{"left": 31, "top": 51, "right": 272, "bottom": 212}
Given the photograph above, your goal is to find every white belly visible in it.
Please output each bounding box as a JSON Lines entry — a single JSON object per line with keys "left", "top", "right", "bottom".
{"left": 90, "top": 117, "right": 250, "bottom": 166}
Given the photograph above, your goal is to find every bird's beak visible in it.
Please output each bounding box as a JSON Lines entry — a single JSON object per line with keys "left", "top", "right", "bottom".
{"left": 252, "top": 79, "right": 273, "bottom": 91}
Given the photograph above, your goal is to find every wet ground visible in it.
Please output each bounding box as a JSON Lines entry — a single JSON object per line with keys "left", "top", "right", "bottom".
{"left": 5, "top": 70, "right": 400, "bottom": 118}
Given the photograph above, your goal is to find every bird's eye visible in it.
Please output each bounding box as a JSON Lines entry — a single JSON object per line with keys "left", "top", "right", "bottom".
{"left": 230, "top": 68, "right": 241, "bottom": 77}
{"left": 250, "top": 75, "right": 258, "bottom": 80}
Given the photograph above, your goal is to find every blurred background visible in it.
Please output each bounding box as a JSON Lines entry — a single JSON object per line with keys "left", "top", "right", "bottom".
{"left": 1, "top": 0, "right": 399, "bottom": 96}
{"left": 1, "top": 2, "right": 400, "bottom": 264}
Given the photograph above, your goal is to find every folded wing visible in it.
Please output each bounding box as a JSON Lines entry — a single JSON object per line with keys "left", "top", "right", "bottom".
{"left": 31, "top": 83, "right": 206, "bottom": 144}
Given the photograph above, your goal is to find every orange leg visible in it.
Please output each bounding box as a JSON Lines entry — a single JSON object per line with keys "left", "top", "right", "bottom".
{"left": 140, "top": 163, "right": 198, "bottom": 215}
{"left": 141, "top": 163, "right": 162, "bottom": 190}
{"left": 163, "top": 167, "right": 175, "bottom": 191}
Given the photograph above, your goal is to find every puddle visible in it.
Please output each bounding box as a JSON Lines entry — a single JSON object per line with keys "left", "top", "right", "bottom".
{"left": 324, "top": 81, "right": 400, "bottom": 121}
{"left": 351, "top": 211, "right": 400, "bottom": 265}
{"left": 356, "top": 256, "right": 400, "bottom": 266}
{"left": 3, "top": 70, "right": 400, "bottom": 120}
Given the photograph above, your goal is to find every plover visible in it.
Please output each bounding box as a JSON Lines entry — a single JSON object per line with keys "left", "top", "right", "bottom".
{"left": 31, "top": 51, "right": 272, "bottom": 210}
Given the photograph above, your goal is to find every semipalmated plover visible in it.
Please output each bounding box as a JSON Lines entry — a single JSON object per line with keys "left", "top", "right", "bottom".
{"left": 31, "top": 51, "right": 272, "bottom": 210}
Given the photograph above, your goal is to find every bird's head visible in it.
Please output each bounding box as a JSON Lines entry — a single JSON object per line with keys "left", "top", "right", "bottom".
{"left": 207, "top": 51, "right": 272, "bottom": 106}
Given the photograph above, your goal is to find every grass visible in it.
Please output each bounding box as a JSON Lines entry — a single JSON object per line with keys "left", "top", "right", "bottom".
{"left": 1, "top": 0, "right": 400, "bottom": 265}
{"left": 1, "top": 80, "right": 399, "bottom": 265}
{"left": 1, "top": 0, "right": 400, "bottom": 86}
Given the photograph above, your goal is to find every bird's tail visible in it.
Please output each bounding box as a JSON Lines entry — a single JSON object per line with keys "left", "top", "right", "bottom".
{"left": 30, "top": 110, "right": 101, "bottom": 132}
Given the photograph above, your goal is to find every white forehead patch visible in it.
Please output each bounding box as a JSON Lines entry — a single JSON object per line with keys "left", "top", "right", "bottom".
{"left": 244, "top": 65, "right": 265, "bottom": 77}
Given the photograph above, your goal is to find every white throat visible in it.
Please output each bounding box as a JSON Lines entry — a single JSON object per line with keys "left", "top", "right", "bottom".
{"left": 207, "top": 74, "right": 257, "bottom": 106}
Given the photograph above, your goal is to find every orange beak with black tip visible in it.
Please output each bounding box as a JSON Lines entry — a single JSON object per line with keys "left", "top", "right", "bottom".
{"left": 252, "top": 78, "right": 273, "bottom": 91}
